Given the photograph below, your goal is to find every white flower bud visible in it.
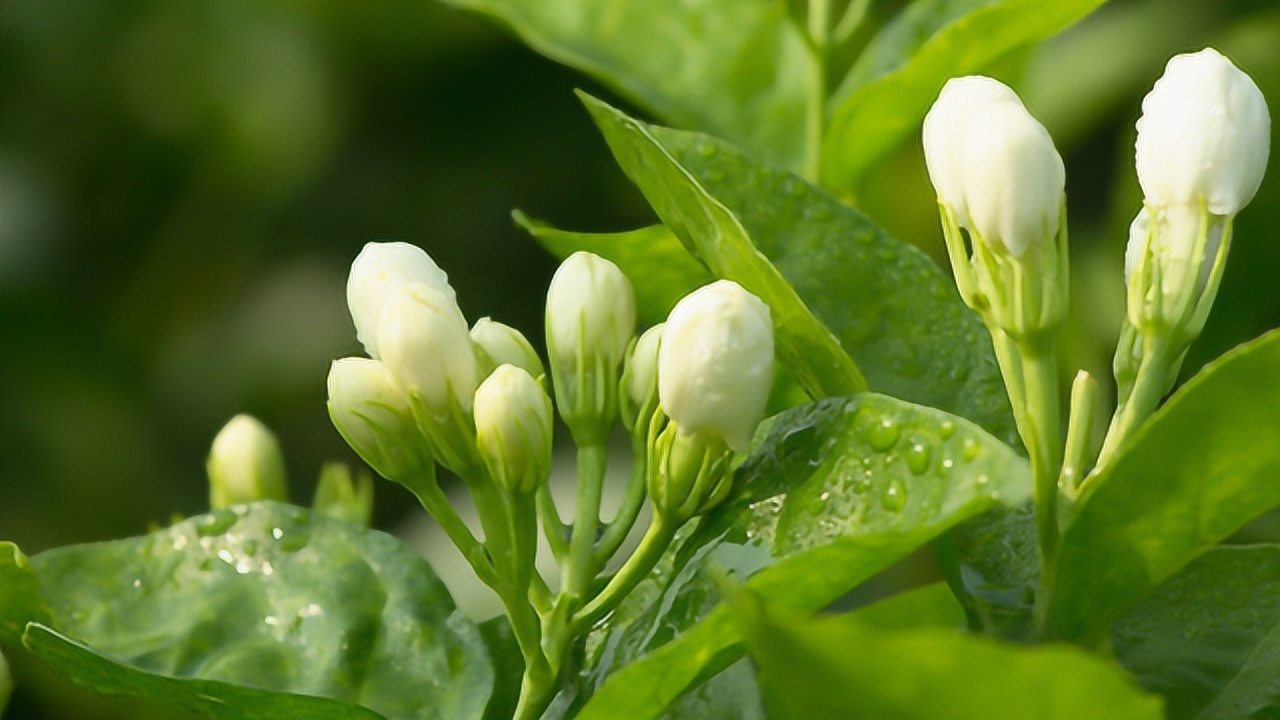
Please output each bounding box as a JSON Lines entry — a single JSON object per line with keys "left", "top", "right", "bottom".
{"left": 546, "top": 252, "right": 635, "bottom": 370}
{"left": 1135, "top": 48, "right": 1270, "bottom": 216}
{"left": 923, "top": 76, "right": 1065, "bottom": 256}
{"left": 471, "top": 317, "right": 544, "bottom": 378}
{"left": 206, "top": 414, "right": 288, "bottom": 509}
{"left": 474, "top": 364, "right": 553, "bottom": 495}
{"left": 626, "top": 323, "right": 664, "bottom": 410}
{"left": 347, "top": 241, "right": 455, "bottom": 358}
{"left": 327, "top": 357, "right": 431, "bottom": 480}
{"left": 659, "top": 281, "right": 774, "bottom": 454}
{"left": 378, "top": 283, "right": 477, "bottom": 414}
{"left": 545, "top": 251, "right": 636, "bottom": 443}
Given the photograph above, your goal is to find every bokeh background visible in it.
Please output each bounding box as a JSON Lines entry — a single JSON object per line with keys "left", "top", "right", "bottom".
{"left": 1, "top": 0, "right": 1278, "bottom": 717}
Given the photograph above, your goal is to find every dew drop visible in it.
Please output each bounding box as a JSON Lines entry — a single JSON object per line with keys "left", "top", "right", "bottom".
{"left": 883, "top": 479, "right": 907, "bottom": 512}
{"left": 905, "top": 439, "right": 932, "bottom": 475}
{"left": 961, "top": 437, "right": 980, "bottom": 461}
{"left": 243, "top": 540, "right": 258, "bottom": 557}
{"left": 938, "top": 421, "right": 957, "bottom": 439}
{"left": 864, "top": 418, "right": 900, "bottom": 451}
{"left": 697, "top": 142, "right": 716, "bottom": 158}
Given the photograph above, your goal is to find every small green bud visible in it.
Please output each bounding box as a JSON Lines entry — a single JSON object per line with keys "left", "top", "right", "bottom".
{"left": 206, "top": 414, "right": 288, "bottom": 510}
{"left": 313, "top": 462, "right": 375, "bottom": 526}
{"left": 545, "top": 251, "right": 635, "bottom": 445}
{"left": 474, "top": 365, "right": 553, "bottom": 495}
{"left": 471, "top": 317, "right": 544, "bottom": 379}
{"left": 620, "top": 323, "right": 663, "bottom": 434}
{"left": 649, "top": 423, "right": 733, "bottom": 523}
{"left": 327, "top": 357, "right": 433, "bottom": 480}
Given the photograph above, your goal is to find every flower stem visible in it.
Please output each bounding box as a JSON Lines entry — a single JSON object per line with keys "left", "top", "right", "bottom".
{"left": 574, "top": 517, "right": 676, "bottom": 630}
{"left": 398, "top": 469, "right": 497, "bottom": 588}
{"left": 594, "top": 435, "right": 649, "bottom": 566}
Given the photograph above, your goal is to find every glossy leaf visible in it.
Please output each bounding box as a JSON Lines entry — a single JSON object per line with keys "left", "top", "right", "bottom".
{"left": 821, "top": 0, "right": 1105, "bottom": 189}
{"left": 577, "top": 394, "right": 1029, "bottom": 719}
{"left": 739, "top": 596, "right": 1163, "bottom": 720}
{"left": 584, "top": 95, "right": 1016, "bottom": 444}
{"left": 1050, "top": 329, "right": 1280, "bottom": 642}
{"left": 8, "top": 502, "right": 494, "bottom": 720}
{"left": 938, "top": 502, "right": 1040, "bottom": 640}
{"left": 1113, "top": 545, "right": 1280, "bottom": 720}
{"left": 441, "top": 0, "right": 815, "bottom": 171}
{"left": 515, "top": 213, "right": 711, "bottom": 326}
{"left": 0, "top": 542, "right": 49, "bottom": 644}
{"left": 22, "top": 624, "right": 383, "bottom": 720}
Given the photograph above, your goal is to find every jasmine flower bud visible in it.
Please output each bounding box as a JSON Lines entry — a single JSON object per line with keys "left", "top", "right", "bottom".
{"left": 474, "top": 364, "right": 553, "bottom": 495}
{"left": 649, "top": 425, "right": 733, "bottom": 523}
{"left": 206, "top": 414, "right": 288, "bottom": 509}
{"left": 312, "top": 462, "right": 374, "bottom": 527}
{"left": 471, "top": 317, "right": 544, "bottom": 379}
{"left": 659, "top": 281, "right": 774, "bottom": 454}
{"left": 347, "top": 241, "right": 455, "bottom": 358}
{"left": 620, "top": 323, "right": 664, "bottom": 434}
{"left": 545, "top": 251, "right": 636, "bottom": 444}
{"left": 327, "top": 357, "right": 432, "bottom": 480}
{"left": 923, "top": 76, "right": 1065, "bottom": 256}
{"left": 378, "top": 283, "right": 477, "bottom": 415}
{"left": 1135, "top": 48, "right": 1270, "bottom": 216}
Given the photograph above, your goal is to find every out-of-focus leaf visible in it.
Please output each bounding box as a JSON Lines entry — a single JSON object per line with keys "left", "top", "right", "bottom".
{"left": 938, "top": 502, "right": 1040, "bottom": 640}
{"left": 1114, "top": 545, "right": 1280, "bottom": 720}
{"left": 7, "top": 502, "right": 494, "bottom": 720}
{"left": 821, "top": 0, "right": 1106, "bottom": 190}
{"left": 478, "top": 617, "right": 523, "bottom": 720}
{"left": 22, "top": 624, "right": 383, "bottom": 720}
{"left": 440, "top": 0, "right": 815, "bottom": 171}
{"left": 515, "top": 214, "right": 712, "bottom": 326}
{"left": 1050, "top": 329, "right": 1280, "bottom": 642}
{"left": 0, "top": 542, "right": 49, "bottom": 644}
{"left": 576, "top": 394, "right": 1029, "bottom": 719}
{"left": 583, "top": 95, "right": 1016, "bottom": 444}
{"left": 739, "top": 595, "right": 1163, "bottom": 720}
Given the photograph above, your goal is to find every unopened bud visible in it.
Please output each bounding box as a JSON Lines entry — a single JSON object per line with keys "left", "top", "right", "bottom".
{"left": 207, "top": 415, "right": 288, "bottom": 509}
{"left": 347, "top": 241, "right": 455, "bottom": 358}
{"left": 474, "top": 365, "right": 553, "bottom": 495}
{"left": 1135, "top": 48, "right": 1270, "bottom": 217}
{"left": 313, "top": 462, "right": 375, "bottom": 526}
{"left": 660, "top": 281, "right": 773, "bottom": 454}
{"left": 620, "top": 323, "right": 664, "bottom": 434}
{"left": 327, "top": 357, "right": 432, "bottom": 480}
{"left": 923, "top": 76, "right": 1065, "bottom": 257}
{"left": 545, "top": 251, "right": 636, "bottom": 444}
{"left": 649, "top": 425, "right": 733, "bottom": 523}
{"left": 471, "top": 317, "right": 544, "bottom": 378}
{"left": 378, "top": 283, "right": 478, "bottom": 415}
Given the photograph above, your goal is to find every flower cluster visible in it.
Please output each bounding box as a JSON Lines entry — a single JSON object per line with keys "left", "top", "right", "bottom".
{"left": 922, "top": 48, "right": 1270, "bottom": 576}
{"left": 323, "top": 241, "right": 774, "bottom": 716}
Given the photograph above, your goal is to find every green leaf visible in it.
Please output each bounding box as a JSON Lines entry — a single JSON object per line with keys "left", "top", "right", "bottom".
{"left": 477, "top": 617, "right": 523, "bottom": 720}
{"left": 937, "top": 502, "right": 1040, "bottom": 640}
{"left": 1050, "top": 329, "right": 1280, "bottom": 642}
{"left": 583, "top": 95, "right": 1016, "bottom": 444}
{"left": 0, "top": 542, "right": 50, "bottom": 645}
{"left": 577, "top": 394, "right": 1029, "bottom": 719}
{"left": 738, "top": 595, "right": 1163, "bottom": 720}
{"left": 22, "top": 624, "right": 383, "bottom": 720}
{"left": 1113, "top": 545, "right": 1280, "bottom": 720}
{"left": 514, "top": 213, "right": 712, "bottom": 326}
{"left": 441, "top": 0, "right": 815, "bottom": 171}
{"left": 16, "top": 502, "right": 494, "bottom": 720}
{"left": 821, "top": 0, "right": 1105, "bottom": 190}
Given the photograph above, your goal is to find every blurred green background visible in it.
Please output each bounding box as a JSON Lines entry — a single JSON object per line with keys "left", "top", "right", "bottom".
{"left": 1, "top": 0, "right": 1278, "bottom": 717}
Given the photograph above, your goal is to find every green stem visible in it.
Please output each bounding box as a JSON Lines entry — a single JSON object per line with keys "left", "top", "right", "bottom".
{"left": 399, "top": 470, "right": 498, "bottom": 588}
{"left": 1092, "top": 335, "right": 1173, "bottom": 479}
{"left": 561, "top": 444, "right": 607, "bottom": 603}
{"left": 1019, "top": 340, "right": 1062, "bottom": 637}
{"left": 833, "top": 0, "right": 872, "bottom": 45}
{"left": 594, "top": 435, "right": 649, "bottom": 566}
{"left": 574, "top": 517, "right": 676, "bottom": 630}
{"left": 537, "top": 484, "right": 569, "bottom": 561}
{"left": 803, "top": 0, "right": 830, "bottom": 183}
